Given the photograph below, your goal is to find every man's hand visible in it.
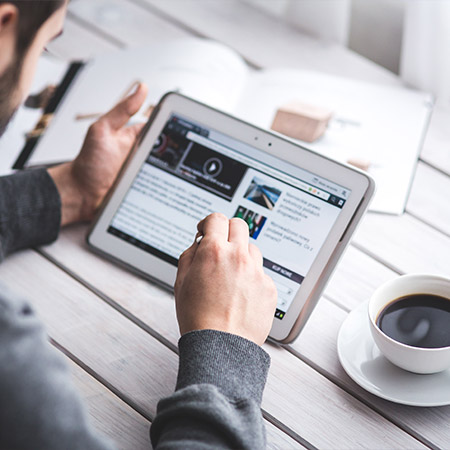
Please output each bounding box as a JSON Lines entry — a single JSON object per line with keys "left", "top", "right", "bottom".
{"left": 48, "top": 83, "right": 148, "bottom": 226}
{"left": 175, "top": 213, "right": 278, "bottom": 346}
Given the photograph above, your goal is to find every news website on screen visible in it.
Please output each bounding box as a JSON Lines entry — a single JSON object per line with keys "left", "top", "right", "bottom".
{"left": 108, "top": 114, "right": 350, "bottom": 319}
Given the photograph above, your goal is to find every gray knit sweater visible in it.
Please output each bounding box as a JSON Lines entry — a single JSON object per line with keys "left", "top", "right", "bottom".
{"left": 0, "top": 169, "right": 270, "bottom": 449}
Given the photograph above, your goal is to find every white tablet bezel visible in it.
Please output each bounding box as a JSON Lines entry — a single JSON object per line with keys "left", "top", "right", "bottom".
{"left": 88, "top": 92, "right": 375, "bottom": 343}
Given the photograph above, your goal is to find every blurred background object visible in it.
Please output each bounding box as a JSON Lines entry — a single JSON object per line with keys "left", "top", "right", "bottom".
{"left": 400, "top": 1, "right": 450, "bottom": 104}
{"left": 242, "top": 0, "right": 450, "bottom": 103}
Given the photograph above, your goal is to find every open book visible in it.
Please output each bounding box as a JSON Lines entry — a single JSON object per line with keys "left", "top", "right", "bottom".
{"left": 25, "top": 38, "right": 433, "bottom": 214}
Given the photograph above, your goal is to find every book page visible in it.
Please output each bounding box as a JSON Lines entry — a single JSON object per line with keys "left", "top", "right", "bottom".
{"left": 235, "top": 69, "right": 433, "bottom": 214}
{"left": 28, "top": 38, "right": 248, "bottom": 166}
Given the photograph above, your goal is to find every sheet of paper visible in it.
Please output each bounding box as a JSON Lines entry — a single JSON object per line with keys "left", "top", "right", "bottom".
{"left": 0, "top": 55, "right": 68, "bottom": 175}
{"left": 235, "top": 69, "right": 433, "bottom": 214}
{"left": 28, "top": 38, "right": 249, "bottom": 167}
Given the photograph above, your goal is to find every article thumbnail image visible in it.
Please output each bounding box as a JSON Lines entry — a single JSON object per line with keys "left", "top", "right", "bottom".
{"left": 244, "top": 177, "right": 281, "bottom": 210}
{"left": 234, "top": 206, "right": 267, "bottom": 240}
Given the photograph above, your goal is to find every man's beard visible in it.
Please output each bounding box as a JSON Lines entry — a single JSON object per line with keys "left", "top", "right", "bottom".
{"left": 0, "top": 56, "right": 21, "bottom": 138}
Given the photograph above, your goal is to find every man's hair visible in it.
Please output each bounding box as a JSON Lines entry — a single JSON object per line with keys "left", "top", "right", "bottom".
{"left": 2, "top": 1, "right": 65, "bottom": 57}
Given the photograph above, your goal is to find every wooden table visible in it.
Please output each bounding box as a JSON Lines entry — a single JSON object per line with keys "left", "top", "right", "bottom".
{"left": 2, "top": 1, "right": 449, "bottom": 448}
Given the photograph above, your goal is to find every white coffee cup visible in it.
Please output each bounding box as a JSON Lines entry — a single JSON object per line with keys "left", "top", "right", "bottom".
{"left": 368, "top": 274, "right": 450, "bottom": 374}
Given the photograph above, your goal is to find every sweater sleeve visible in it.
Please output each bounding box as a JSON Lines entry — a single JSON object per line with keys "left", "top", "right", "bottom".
{"left": 0, "top": 169, "right": 61, "bottom": 261}
{"left": 0, "top": 285, "right": 114, "bottom": 450}
{"left": 150, "top": 329, "right": 271, "bottom": 449}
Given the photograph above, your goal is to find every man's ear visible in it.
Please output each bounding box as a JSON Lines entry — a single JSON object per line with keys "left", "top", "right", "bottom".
{"left": 0, "top": 3, "right": 18, "bottom": 74}
{"left": 0, "top": 3, "right": 18, "bottom": 33}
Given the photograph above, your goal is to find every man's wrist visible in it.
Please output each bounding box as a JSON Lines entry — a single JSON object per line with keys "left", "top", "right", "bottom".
{"left": 48, "top": 163, "right": 91, "bottom": 226}
{"left": 176, "top": 329, "right": 271, "bottom": 403}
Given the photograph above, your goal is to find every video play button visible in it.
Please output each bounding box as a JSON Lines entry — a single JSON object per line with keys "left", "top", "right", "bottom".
{"left": 203, "top": 158, "right": 223, "bottom": 177}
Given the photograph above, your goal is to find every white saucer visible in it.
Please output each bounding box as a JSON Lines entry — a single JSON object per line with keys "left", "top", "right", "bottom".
{"left": 337, "top": 302, "right": 450, "bottom": 407}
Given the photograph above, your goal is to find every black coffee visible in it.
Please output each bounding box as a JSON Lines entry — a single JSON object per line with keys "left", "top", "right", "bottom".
{"left": 376, "top": 294, "right": 450, "bottom": 348}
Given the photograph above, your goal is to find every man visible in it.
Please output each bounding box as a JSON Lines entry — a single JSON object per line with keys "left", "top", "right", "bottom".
{"left": 0, "top": 1, "right": 277, "bottom": 449}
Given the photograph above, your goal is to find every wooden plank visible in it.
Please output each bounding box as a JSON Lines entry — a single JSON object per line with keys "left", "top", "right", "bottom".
{"left": 132, "top": 0, "right": 402, "bottom": 85}
{"left": 301, "top": 244, "right": 450, "bottom": 448}
{"left": 262, "top": 344, "right": 422, "bottom": 449}
{"left": 294, "top": 245, "right": 450, "bottom": 449}
{"left": 420, "top": 100, "right": 450, "bottom": 176}
{"left": 68, "top": 0, "right": 189, "bottom": 48}
{"left": 407, "top": 162, "right": 450, "bottom": 236}
{"left": 79, "top": 360, "right": 306, "bottom": 450}
{"left": 42, "top": 226, "right": 450, "bottom": 447}
{"left": 0, "top": 251, "right": 179, "bottom": 419}
{"left": 323, "top": 245, "right": 398, "bottom": 312}
{"left": 47, "top": 15, "right": 118, "bottom": 60}
{"left": 36, "top": 229, "right": 426, "bottom": 448}
{"left": 71, "top": 355, "right": 304, "bottom": 450}
{"left": 266, "top": 424, "right": 306, "bottom": 450}
{"left": 290, "top": 297, "right": 450, "bottom": 450}
{"left": 0, "top": 249, "right": 307, "bottom": 449}
{"left": 67, "top": 359, "right": 152, "bottom": 450}
{"left": 353, "top": 213, "right": 450, "bottom": 276}
{"left": 68, "top": 0, "right": 400, "bottom": 86}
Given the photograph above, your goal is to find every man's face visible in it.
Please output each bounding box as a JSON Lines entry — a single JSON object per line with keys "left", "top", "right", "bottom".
{"left": 0, "top": 2, "right": 67, "bottom": 136}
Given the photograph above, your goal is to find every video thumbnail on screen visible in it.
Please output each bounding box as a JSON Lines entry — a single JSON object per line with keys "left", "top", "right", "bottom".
{"left": 149, "top": 130, "right": 189, "bottom": 169}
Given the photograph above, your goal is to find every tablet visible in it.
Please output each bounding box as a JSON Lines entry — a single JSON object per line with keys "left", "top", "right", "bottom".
{"left": 88, "top": 92, "right": 375, "bottom": 343}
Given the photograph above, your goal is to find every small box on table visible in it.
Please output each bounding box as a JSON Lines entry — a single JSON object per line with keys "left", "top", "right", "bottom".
{"left": 271, "top": 101, "right": 333, "bottom": 143}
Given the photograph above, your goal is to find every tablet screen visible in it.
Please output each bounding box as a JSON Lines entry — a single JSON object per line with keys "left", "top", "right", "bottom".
{"left": 108, "top": 114, "right": 350, "bottom": 319}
